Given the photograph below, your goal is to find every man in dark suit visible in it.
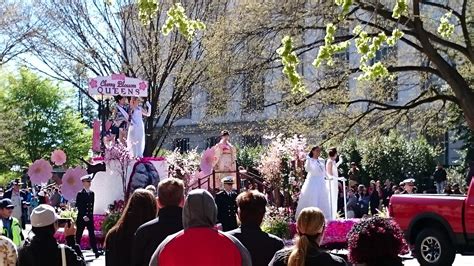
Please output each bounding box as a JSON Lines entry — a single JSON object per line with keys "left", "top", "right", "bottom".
{"left": 131, "top": 178, "right": 185, "bottom": 266}
{"left": 228, "top": 191, "right": 284, "bottom": 266}
{"left": 215, "top": 176, "right": 238, "bottom": 231}
{"left": 75, "top": 174, "right": 102, "bottom": 257}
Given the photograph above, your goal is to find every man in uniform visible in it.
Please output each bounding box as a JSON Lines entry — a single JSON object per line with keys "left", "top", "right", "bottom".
{"left": 215, "top": 176, "right": 238, "bottom": 231}
{"left": 75, "top": 174, "right": 102, "bottom": 257}
{"left": 401, "top": 178, "right": 416, "bottom": 194}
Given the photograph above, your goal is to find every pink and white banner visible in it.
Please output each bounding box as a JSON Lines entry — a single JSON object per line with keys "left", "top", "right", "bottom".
{"left": 88, "top": 74, "right": 148, "bottom": 97}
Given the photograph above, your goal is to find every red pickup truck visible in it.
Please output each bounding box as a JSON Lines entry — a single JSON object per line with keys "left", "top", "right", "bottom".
{"left": 390, "top": 179, "right": 474, "bottom": 266}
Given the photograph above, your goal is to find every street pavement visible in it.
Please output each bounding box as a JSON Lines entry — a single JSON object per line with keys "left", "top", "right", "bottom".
{"left": 23, "top": 226, "right": 472, "bottom": 265}
{"left": 403, "top": 255, "right": 472, "bottom": 266}
{"left": 85, "top": 251, "right": 472, "bottom": 265}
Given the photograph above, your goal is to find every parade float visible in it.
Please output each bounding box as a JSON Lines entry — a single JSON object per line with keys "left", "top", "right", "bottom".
{"left": 26, "top": 75, "right": 358, "bottom": 249}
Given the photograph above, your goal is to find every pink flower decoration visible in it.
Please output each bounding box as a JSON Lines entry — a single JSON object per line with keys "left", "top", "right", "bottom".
{"left": 139, "top": 81, "right": 147, "bottom": 91}
{"left": 51, "top": 149, "right": 67, "bottom": 166}
{"left": 28, "top": 159, "right": 53, "bottom": 185}
{"left": 89, "top": 79, "right": 98, "bottom": 88}
{"left": 200, "top": 148, "right": 215, "bottom": 175}
{"left": 61, "top": 167, "right": 87, "bottom": 201}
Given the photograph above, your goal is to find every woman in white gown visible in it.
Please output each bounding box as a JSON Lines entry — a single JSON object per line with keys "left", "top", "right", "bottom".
{"left": 296, "top": 146, "right": 331, "bottom": 219}
{"left": 127, "top": 97, "right": 151, "bottom": 158}
{"left": 326, "top": 149, "right": 343, "bottom": 220}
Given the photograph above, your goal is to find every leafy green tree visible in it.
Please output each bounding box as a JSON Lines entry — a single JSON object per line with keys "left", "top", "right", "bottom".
{"left": 278, "top": 0, "right": 474, "bottom": 133}
{"left": 27, "top": 0, "right": 212, "bottom": 156}
{"left": 200, "top": 1, "right": 471, "bottom": 143}
{"left": 360, "top": 132, "right": 438, "bottom": 185}
{"left": 0, "top": 68, "right": 91, "bottom": 180}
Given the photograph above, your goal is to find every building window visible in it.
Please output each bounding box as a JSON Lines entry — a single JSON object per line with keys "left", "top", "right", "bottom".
{"left": 333, "top": 27, "right": 350, "bottom": 63}
{"left": 241, "top": 135, "right": 262, "bottom": 147}
{"left": 177, "top": 89, "right": 192, "bottom": 119}
{"left": 174, "top": 138, "right": 190, "bottom": 154}
{"left": 206, "top": 136, "right": 220, "bottom": 148}
{"left": 369, "top": 46, "right": 395, "bottom": 65}
{"left": 242, "top": 74, "right": 265, "bottom": 113}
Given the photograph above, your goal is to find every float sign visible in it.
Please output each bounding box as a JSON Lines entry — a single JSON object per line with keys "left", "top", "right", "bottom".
{"left": 88, "top": 74, "right": 148, "bottom": 97}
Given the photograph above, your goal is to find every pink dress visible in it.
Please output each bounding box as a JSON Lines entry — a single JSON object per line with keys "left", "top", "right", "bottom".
{"left": 213, "top": 142, "right": 237, "bottom": 189}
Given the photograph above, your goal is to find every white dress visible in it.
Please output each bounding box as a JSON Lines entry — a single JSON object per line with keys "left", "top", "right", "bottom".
{"left": 127, "top": 107, "right": 145, "bottom": 158}
{"left": 326, "top": 158, "right": 342, "bottom": 220}
{"left": 296, "top": 157, "right": 331, "bottom": 220}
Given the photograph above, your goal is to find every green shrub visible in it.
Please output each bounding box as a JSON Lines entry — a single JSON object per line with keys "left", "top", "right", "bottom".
{"left": 101, "top": 212, "right": 121, "bottom": 235}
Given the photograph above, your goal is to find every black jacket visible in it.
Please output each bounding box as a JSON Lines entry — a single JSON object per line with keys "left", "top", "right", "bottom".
{"left": 215, "top": 190, "right": 238, "bottom": 231}
{"left": 3, "top": 189, "right": 28, "bottom": 211}
{"left": 433, "top": 168, "right": 447, "bottom": 183}
{"left": 228, "top": 224, "right": 284, "bottom": 266}
{"left": 269, "top": 244, "right": 347, "bottom": 266}
{"left": 18, "top": 235, "right": 85, "bottom": 266}
{"left": 131, "top": 206, "right": 183, "bottom": 266}
{"left": 3, "top": 189, "right": 27, "bottom": 201}
{"left": 75, "top": 189, "right": 94, "bottom": 219}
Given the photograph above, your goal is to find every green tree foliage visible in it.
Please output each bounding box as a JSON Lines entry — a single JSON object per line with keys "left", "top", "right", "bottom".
{"left": 161, "top": 3, "right": 206, "bottom": 41}
{"left": 336, "top": 132, "right": 438, "bottom": 185}
{"left": 28, "top": 0, "right": 221, "bottom": 156}
{"left": 0, "top": 68, "right": 91, "bottom": 180}
{"left": 271, "top": 0, "right": 474, "bottom": 135}
{"left": 276, "top": 36, "right": 306, "bottom": 93}
{"left": 237, "top": 145, "right": 264, "bottom": 170}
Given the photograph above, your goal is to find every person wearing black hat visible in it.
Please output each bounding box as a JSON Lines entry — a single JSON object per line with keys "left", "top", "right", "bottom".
{"left": 3, "top": 178, "right": 28, "bottom": 228}
{"left": 0, "top": 198, "right": 24, "bottom": 246}
{"left": 215, "top": 176, "right": 238, "bottom": 231}
{"left": 75, "top": 175, "right": 102, "bottom": 258}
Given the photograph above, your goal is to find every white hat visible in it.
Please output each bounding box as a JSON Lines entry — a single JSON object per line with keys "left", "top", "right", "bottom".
{"left": 80, "top": 174, "right": 93, "bottom": 182}
{"left": 30, "top": 204, "right": 59, "bottom": 227}
{"left": 221, "top": 176, "right": 234, "bottom": 184}
{"left": 37, "top": 191, "right": 45, "bottom": 197}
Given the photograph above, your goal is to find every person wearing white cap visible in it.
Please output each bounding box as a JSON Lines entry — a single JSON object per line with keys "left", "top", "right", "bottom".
{"left": 17, "top": 204, "right": 85, "bottom": 266}
{"left": 401, "top": 178, "right": 416, "bottom": 194}
{"left": 75, "top": 174, "right": 102, "bottom": 258}
{"left": 215, "top": 176, "right": 238, "bottom": 231}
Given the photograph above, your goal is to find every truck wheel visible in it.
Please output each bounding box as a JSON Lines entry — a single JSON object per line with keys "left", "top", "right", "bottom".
{"left": 414, "top": 228, "right": 456, "bottom": 266}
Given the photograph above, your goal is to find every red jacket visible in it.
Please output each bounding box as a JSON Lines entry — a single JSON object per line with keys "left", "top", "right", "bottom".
{"left": 154, "top": 228, "right": 249, "bottom": 266}
{"left": 148, "top": 189, "right": 251, "bottom": 266}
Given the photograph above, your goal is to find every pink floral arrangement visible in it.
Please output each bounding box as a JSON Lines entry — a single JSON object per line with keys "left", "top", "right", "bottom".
{"left": 321, "top": 219, "right": 359, "bottom": 246}
{"left": 61, "top": 167, "right": 87, "bottom": 200}
{"left": 51, "top": 149, "right": 67, "bottom": 166}
{"left": 28, "top": 159, "right": 53, "bottom": 185}
{"left": 105, "top": 143, "right": 132, "bottom": 198}
{"left": 166, "top": 148, "right": 201, "bottom": 189}
{"left": 55, "top": 214, "right": 106, "bottom": 249}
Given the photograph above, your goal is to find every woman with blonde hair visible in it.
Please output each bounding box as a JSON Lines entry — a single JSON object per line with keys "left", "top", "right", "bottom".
{"left": 269, "top": 207, "right": 347, "bottom": 266}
